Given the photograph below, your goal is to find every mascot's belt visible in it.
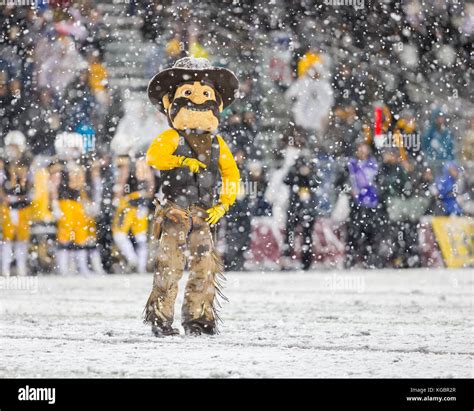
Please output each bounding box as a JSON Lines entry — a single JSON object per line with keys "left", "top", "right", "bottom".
{"left": 153, "top": 200, "right": 210, "bottom": 240}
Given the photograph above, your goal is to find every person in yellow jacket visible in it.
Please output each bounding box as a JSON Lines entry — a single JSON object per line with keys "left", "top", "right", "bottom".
{"left": 1, "top": 131, "right": 33, "bottom": 277}
{"left": 392, "top": 111, "right": 418, "bottom": 162}
{"left": 50, "top": 134, "right": 104, "bottom": 276}
{"left": 144, "top": 57, "right": 241, "bottom": 336}
{"left": 51, "top": 160, "right": 94, "bottom": 276}
{"left": 112, "top": 154, "right": 154, "bottom": 273}
{"left": 87, "top": 51, "right": 108, "bottom": 106}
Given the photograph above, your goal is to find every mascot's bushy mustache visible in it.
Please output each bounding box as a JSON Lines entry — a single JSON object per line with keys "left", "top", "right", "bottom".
{"left": 169, "top": 97, "right": 220, "bottom": 120}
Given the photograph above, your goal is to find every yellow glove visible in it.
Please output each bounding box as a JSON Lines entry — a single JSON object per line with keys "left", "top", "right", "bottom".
{"left": 206, "top": 203, "right": 229, "bottom": 225}
{"left": 179, "top": 157, "right": 206, "bottom": 173}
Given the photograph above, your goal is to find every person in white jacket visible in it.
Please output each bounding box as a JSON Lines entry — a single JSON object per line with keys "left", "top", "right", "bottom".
{"left": 285, "top": 60, "right": 334, "bottom": 138}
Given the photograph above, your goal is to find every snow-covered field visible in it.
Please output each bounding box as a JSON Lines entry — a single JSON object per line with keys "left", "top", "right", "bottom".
{"left": 0, "top": 269, "right": 472, "bottom": 378}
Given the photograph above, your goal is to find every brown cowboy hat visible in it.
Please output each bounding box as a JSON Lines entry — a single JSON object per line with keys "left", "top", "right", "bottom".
{"left": 147, "top": 57, "right": 239, "bottom": 114}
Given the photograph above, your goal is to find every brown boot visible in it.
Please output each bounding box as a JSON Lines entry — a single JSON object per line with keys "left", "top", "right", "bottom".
{"left": 183, "top": 320, "right": 217, "bottom": 336}
{"left": 152, "top": 322, "right": 180, "bottom": 337}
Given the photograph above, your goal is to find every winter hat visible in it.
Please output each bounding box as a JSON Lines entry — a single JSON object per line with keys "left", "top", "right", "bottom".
{"left": 147, "top": 57, "right": 239, "bottom": 114}
{"left": 4, "top": 130, "right": 26, "bottom": 151}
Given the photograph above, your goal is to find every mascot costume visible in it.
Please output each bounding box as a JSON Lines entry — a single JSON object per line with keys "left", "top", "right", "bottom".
{"left": 144, "top": 57, "right": 240, "bottom": 336}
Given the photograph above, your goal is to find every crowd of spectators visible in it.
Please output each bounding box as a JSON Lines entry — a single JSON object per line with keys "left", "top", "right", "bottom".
{"left": 214, "top": 0, "right": 474, "bottom": 269}
{"left": 0, "top": 0, "right": 472, "bottom": 274}
{"left": 0, "top": 3, "right": 112, "bottom": 149}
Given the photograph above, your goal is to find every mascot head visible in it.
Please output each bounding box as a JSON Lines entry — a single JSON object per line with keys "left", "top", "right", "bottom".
{"left": 147, "top": 57, "right": 239, "bottom": 133}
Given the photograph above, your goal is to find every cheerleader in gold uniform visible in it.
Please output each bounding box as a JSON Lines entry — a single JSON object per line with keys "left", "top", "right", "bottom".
{"left": 112, "top": 155, "right": 154, "bottom": 273}
{"left": 1, "top": 131, "right": 33, "bottom": 277}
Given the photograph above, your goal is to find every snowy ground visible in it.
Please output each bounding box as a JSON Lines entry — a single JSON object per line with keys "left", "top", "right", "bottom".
{"left": 0, "top": 269, "right": 472, "bottom": 378}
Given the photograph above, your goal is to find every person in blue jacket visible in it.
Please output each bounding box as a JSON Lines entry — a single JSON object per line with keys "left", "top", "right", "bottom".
{"left": 435, "top": 162, "right": 463, "bottom": 216}
{"left": 422, "top": 108, "right": 455, "bottom": 175}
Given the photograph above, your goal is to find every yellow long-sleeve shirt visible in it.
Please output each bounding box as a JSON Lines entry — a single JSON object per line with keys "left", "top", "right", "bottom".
{"left": 146, "top": 129, "right": 240, "bottom": 207}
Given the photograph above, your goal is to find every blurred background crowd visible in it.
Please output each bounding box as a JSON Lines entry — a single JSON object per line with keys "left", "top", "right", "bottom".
{"left": 0, "top": 0, "right": 472, "bottom": 276}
